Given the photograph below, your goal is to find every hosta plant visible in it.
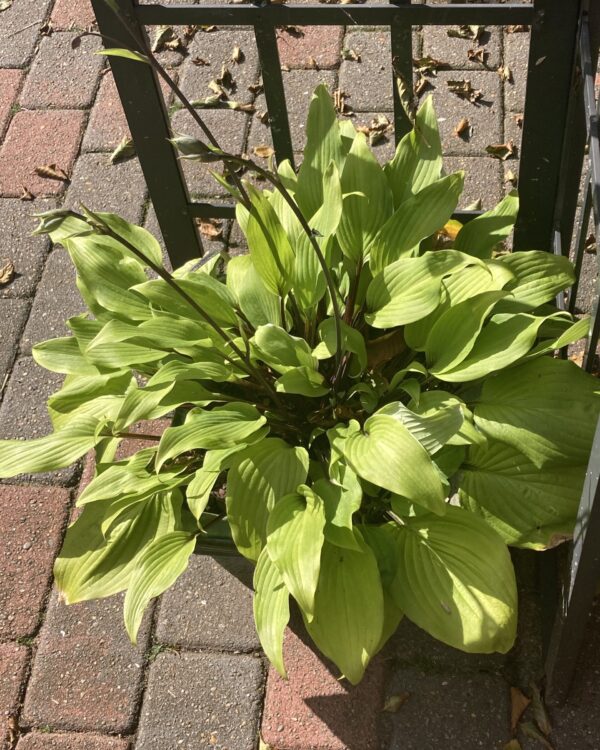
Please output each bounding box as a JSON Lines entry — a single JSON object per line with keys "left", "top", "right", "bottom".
{"left": 0, "top": 88, "right": 597, "bottom": 685}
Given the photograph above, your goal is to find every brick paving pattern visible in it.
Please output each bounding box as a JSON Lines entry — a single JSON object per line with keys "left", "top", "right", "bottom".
{"left": 0, "top": 3, "right": 595, "bottom": 749}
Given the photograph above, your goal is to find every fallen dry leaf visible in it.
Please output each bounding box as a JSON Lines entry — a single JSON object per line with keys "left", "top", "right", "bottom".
{"left": 342, "top": 47, "right": 361, "bottom": 62}
{"left": 413, "top": 55, "right": 448, "bottom": 75}
{"left": 447, "top": 79, "right": 482, "bottom": 103}
{"left": 510, "top": 687, "right": 531, "bottom": 733}
{"left": 505, "top": 168, "right": 518, "bottom": 185}
{"left": 454, "top": 117, "right": 471, "bottom": 138}
{"left": 530, "top": 682, "right": 552, "bottom": 737}
{"left": 199, "top": 219, "right": 223, "bottom": 240}
{"left": 110, "top": 136, "right": 136, "bottom": 164}
{"left": 507, "top": 24, "right": 529, "bottom": 33}
{"left": 253, "top": 145, "right": 274, "bottom": 159}
{"left": 208, "top": 79, "right": 226, "bottom": 97}
{"left": 415, "top": 75, "right": 432, "bottom": 96}
{"left": 20, "top": 186, "right": 34, "bottom": 201}
{"left": 34, "top": 163, "right": 70, "bottom": 182}
{"left": 514, "top": 113, "right": 524, "bottom": 128}
{"left": 383, "top": 692, "right": 410, "bottom": 713}
{"left": 333, "top": 88, "right": 351, "bottom": 114}
{"left": 152, "top": 25, "right": 175, "bottom": 52}
{"left": 164, "top": 37, "right": 186, "bottom": 53}
{"left": 306, "top": 56, "right": 319, "bottom": 69}
{"left": 192, "top": 56, "right": 210, "bottom": 66}
{"left": 585, "top": 233, "right": 597, "bottom": 253}
{"left": 0, "top": 259, "right": 15, "bottom": 285}
{"left": 183, "top": 25, "right": 199, "bottom": 42}
{"left": 248, "top": 83, "right": 264, "bottom": 95}
{"left": 498, "top": 64, "right": 513, "bottom": 82}
{"left": 281, "top": 24, "right": 303, "bottom": 37}
{"left": 200, "top": 25, "right": 218, "bottom": 32}
{"left": 448, "top": 24, "right": 484, "bottom": 41}
{"left": 281, "top": 64, "right": 290, "bottom": 72}
{"left": 231, "top": 46, "right": 244, "bottom": 64}
{"left": 504, "top": 741, "right": 522, "bottom": 750}
{"left": 217, "top": 64, "right": 234, "bottom": 91}
{"left": 520, "top": 721, "right": 554, "bottom": 750}
{"left": 7, "top": 715, "right": 18, "bottom": 744}
{"left": 467, "top": 46, "right": 489, "bottom": 65}
{"left": 40, "top": 20, "right": 53, "bottom": 36}
{"left": 486, "top": 141, "right": 516, "bottom": 160}
{"left": 256, "top": 110, "right": 269, "bottom": 124}
{"left": 463, "top": 198, "right": 482, "bottom": 211}
{"left": 0, "top": 0, "right": 13, "bottom": 11}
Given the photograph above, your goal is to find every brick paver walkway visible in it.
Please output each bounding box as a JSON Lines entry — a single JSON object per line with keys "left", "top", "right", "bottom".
{"left": 1, "top": 1, "right": 599, "bottom": 749}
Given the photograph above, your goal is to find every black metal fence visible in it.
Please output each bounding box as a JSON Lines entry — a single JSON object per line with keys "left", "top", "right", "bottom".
{"left": 90, "top": 0, "right": 599, "bottom": 700}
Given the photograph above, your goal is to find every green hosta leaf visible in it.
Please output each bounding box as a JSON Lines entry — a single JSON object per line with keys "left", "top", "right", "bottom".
{"left": 525, "top": 315, "right": 590, "bottom": 359}
{"left": 78, "top": 449, "right": 186, "bottom": 505}
{"left": 0, "top": 415, "right": 102, "bottom": 479}
{"left": 253, "top": 324, "right": 316, "bottom": 374}
{"left": 82, "top": 210, "right": 163, "bottom": 267}
{"left": 124, "top": 531, "right": 196, "bottom": 643}
{"left": 253, "top": 547, "right": 291, "bottom": 677}
{"left": 237, "top": 184, "right": 295, "bottom": 295}
{"left": 385, "top": 95, "right": 443, "bottom": 207}
{"left": 390, "top": 505, "right": 517, "bottom": 653}
{"left": 55, "top": 490, "right": 181, "bottom": 604}
{"left": 47, "top": 371, "right": 132, "bottom": 419}
{"left": 359, "top": 524, "right": 404, "bottom": 651}
{"left": 368, "top": 172, "right": 464, "bottom": 274}
{"left": 65, "top": 235, "right": 151, "bottom": 322}
{"left": 366, "top": 250, "right": 484, "bottom": 329}
{"left": 425, "top": 290, "right": 506, "bottom": 373}
{"left": 496, "top": 251, "right": 576, "bottom": 311}
{"left": 304, "top": 532, "right": 384, "bottom": 684}
{"left": 434, "top": 313, "right": 550, "bottom": 382}
{"left": 313, "top": 318, "right": 367, "bottom": 370}
{"left": 459, "top": 440, "right": 583, "bottom": 549}
{"left": 267, "top": 487, "right": 326, "bottom": 618}
{"left": 314, "top": 470, "right": 362, "bottom": 551}
{"left": 226, "top": 255, "right": 280, "bottom": 327}
{"left": 344, "top": 414, "right": 446, "bottom": 514}
{"left": 376, "top": 401, "right": 463, "bottom": 454}
{"left": 275, "top": 367, "right": 329, "bottom": 397}
{"left": 157, "top": 403, "right": 267, "bottom": 469}
{"left": 337, "top": 133, "right": 393, "bottom": 264}
{"left": 226, "top": 438, "right": 309, "bottom": 561}
{"left": 473, "top": 357, "right": 600, "bottom": 467}
{"left": 292, "top": 231, "right": 329, "bottom": 312}
{"left": 132, "top": 274, "right": 238, "bottom": 328}
{"left": 454, "top": 191, "right": 519, "bottom": 258}
{"left": 297, "top": 84, "right": 346, "bottom": 219}
{"left": 414, "top": 391, "right": 486, "bottom": 448}
{"left": 85, "top": 320, "right": 168, "bottom": 369}
{"left": 32, "top": 337, "right": 99, "bottom": 375}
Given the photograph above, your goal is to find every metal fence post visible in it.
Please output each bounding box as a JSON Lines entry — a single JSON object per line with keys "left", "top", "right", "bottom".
{"left": 513, "top": 0, "right": 583, "bottom": 251}
{"left": 90, "top": 0, "right": 203, "bottom": 266}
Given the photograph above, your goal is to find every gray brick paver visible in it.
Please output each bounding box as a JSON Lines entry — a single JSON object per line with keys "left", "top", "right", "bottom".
{"left": 0, "top": 0, "right": 53, "bottom": 68}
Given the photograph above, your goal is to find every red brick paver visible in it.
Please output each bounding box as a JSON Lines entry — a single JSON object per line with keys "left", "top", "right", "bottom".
{"left": 0, "top": 69, "right": 23, "bottom": 135}
{"left": 0, "top": 486, "right": 70, "bottom": 640}
{"left": 261, "top": 629, "right": 386, "bottom": 750}
{"left": 17, "top": 733, "right": 129, "bottom": 750}
{"left": 277, "top": 26, "right": 344, "bottom": 70}
{"left": 0, "top": 110, "right": 85, "bottom": 197}
{"left": 0, "top": 643, "right": 29, "bottom": 748}
{"left": 50, "top": 0, "right": 96, "bottom": 30}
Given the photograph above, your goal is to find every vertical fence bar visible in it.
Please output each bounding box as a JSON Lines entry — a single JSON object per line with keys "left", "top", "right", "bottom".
{"left": 90, "top": 0, "right": 203, "bottom": 266}
{"left": 390, "top": 0, "right": 414, "bottom": 144}
{"left": 569, "top": 176, "right": 592, "bottom": 314}
{"left": 254, "top": 14, "right": 295, "bottom": 167}
{"left": 513, "top": 0, "right": 583, "bottom": 251}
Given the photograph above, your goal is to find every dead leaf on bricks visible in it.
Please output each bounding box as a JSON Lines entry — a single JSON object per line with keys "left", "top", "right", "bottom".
{"left": 151, "top": 25, "right": 175, "bottom": 52}
{"left": 192, "top": 56, "right": 210, "bottom": 66}
{"left": 510, "top": 687, "right": 531, "bottom": 733}
{"left": 519, "top": 722, "right": 555, "bottom": 750}
{"left": 256, "top": 110, "right": 269, "bottom": 124}
{"left": 199, "top": 219, "right": 223, "bottom": 241}
{"left": 20, "top": 186, "right": 34, "bottom": 201}
{"left": 454, "top": 117, "right": 471, "bottom": 138}
{"left": 248, "top": 83, "right": 264, "bottom": 95}
{"left": 342, "top": 47, "right": 361, "bottom": 62}
{"left": 200, "top": 25, "right": 218, "bottom": 33}
{"left": 217, "top": 64, "right": 234, "bottom": 91}
{"left": 382, "top": 692, "right": 410, "bottom": 713}
{"left": 503, "top": 741, "right": 522, "bottom": 750}
{"left": 412, "top": 55, "right": 449, "bottom": 75}
{"left": 163, "top": 37, "right": 186, "bottom": 54}
{"left": 447, "top": 79, "right": 482, "bottom": 103}
{"left": 6, "top": 716, "right": 18, "bottom": 744}
{"left": 0, "top": 259, "right": 15, "bottom": 285}
{"left": 253, "top": 145, "right": 274, "bottom": 159}
{"left": 530, "top": 682, "right": 552, "bottom": 737}
{"left": 333, "top": 89, "right": 351, "bottom": 115}
{"left": 497, "top": 65, "right": 513, "bottom": 82}
{"left": 306, "top": 56, "right": 319, "bottom": 70}
{"left": 485, "top": 141, "right": 516, "bottom": 160}
{"left": 585, "top": 233, "right": 597, "bottom": 253}
{"left": 447, "top": 25, "right": 484, "bottom": 41}
{"left": 505, "top": 169, "right": 518, "bottom": 185}
{"left": 415, "top": 75, "right": 432, "bottom": 96}
{"left": 507, "top": 25, "right": 529, "bottom": 33}
{"left": 514, "top": 113, "right": 524, "bottom": 128}
{"left": 231, "top": 46, "right": 244, "bottom": 64}
{"left": 357, "top": 115, "right": 392, "bottom": 146}
{"left": 183, "top": 25, "right": 199, "bottom": 42}
{"left": 281, "top": 25, "right": 303, "bottom": 38}
{"left": 110, "top": 136, "right": 136, "bottom": 164}
{"left": 467, "top": 47, "right": 489, "bottom": 65}
{"left": 40, "top": 20, "right": 53, "bottom": 36}
{"left": 34, "top": 163, "right": 70, "bottom": 182}
{"left": 0, "top": 1, "right": 13, "bottom": 11}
